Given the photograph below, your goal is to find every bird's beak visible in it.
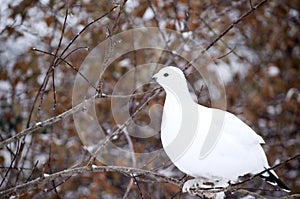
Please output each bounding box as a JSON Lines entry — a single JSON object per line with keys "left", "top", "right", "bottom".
{"left": 152, "top": 76, "right": 158, "bottom": 81}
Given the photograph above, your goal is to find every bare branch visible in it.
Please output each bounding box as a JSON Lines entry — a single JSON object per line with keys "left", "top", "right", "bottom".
{"left": 186, "top": 154, "right": 300, "bottom": 196}
{"left": 280, "top": 194, "right": 300, "bottom": 199}
{"left": 204, "top": 0, "right": 268, "bottom": 52}
{"left": 0, "top": 165, "right": 180, "bottom": 198}
{"left": 2, "top": 153, "right": 297, "bottom": 199}
{"left": 0, "top": 88, "right": 157, "bottom": 149}
{"left": 233, "top": 153, "right": 300, "bottom": 187}
{"left": 0, "top": 96, "right": 92, "bottom": 149}
{"left": 86, "top": 88, "right": 162, "bottom": 167}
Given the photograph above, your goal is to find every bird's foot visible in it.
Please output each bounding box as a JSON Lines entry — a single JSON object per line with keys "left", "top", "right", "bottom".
{"left": 182, "top": 178, "right": 227, "bottom": 199}
{"left": 182, "top": 178, "right": 206, "bottom": 194}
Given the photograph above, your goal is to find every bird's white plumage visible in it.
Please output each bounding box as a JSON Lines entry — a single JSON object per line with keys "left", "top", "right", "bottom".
{"left": 152, "top": 66, "right": 289, "bottom": 197}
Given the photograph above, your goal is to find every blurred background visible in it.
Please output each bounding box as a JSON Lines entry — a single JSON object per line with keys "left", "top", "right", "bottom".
{"left": 0, "top": 0, "right": 299, "bottom": 198}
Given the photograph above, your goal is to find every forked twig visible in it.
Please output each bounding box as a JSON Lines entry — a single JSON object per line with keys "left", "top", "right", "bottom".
{"left": 204, "top": 0, "right": 267, "bottom": 52}
{"left": 86, "top": 88, "right": 163, "bottom": 167}
{"left": 0, "top": 165, "right": 180, "bottom": 198}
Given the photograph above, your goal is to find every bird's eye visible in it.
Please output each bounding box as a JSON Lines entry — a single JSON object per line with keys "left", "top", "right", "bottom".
{"left": 163, "top": 73, "right": 169, "bottom": 77}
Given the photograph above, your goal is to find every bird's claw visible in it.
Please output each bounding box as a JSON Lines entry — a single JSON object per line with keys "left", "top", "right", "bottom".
{"left": 182, "top": 179, "right": 226, "bottom": 199}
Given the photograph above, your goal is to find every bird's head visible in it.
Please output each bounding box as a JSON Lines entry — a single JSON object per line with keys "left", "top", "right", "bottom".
{"left": 152, "top": 66, "right": 186, "bottom": 91}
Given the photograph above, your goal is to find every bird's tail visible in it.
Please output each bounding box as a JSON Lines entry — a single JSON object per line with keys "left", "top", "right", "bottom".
{"left": 260, "top": 168, "right": 291, "bottom": 192}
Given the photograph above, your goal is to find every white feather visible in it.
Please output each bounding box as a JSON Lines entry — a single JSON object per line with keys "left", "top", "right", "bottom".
{"left": 153, "top": 66, "right": 285, "bottom": 188}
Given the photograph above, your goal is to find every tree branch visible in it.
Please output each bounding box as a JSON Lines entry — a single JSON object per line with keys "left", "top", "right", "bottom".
{"left": 204, "top": 0, "right": 268, "bottom": 52}
{"left": 0, "top": 165, "right": 180, "bottom": 198}
{"left": 0, "top": 96, "right": 92, "bottom": 149}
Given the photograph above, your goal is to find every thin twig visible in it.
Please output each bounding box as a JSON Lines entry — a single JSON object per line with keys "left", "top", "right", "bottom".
{"left": 204, "top": 0, "right": 267, "bottom": 52}
{"left": 0, "top": 96, "right": 93, "bottom": 149}
{"left": 112, "top": 0, "right": 128, "bottom": 32}
{"left": 280, "top": 194, "right": 300, "bottom": 199}
{"left": 131, "top": 173, "right": 145, "bottom": 199}
{"left": 233, "top": 153, "right": 300, "bottom": 187}
{"left": 25, "top": 161, "right": 39, "bottom": 183}
{"left": 0, "top": 165, "right": 180, "bottom": 198}
{"left": 27, "top": 4, "right": 118, "bottom": 127}
{"left": 60, "top": 5, "right": 118, "bottom": 58}
{"left": 32, "top": 47, "right": 98, "bottom": 91}
{"left": 187, "top": 154, "right": 300, "bottom": 195}
{"left": 0, "top": 89, "right": 157, "bottom": 149}
{"left": 86, "top": 88, "right": 162, "bottom": 167}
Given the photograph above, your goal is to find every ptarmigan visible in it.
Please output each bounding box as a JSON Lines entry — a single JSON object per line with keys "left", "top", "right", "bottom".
{"left": 152, "top": 66, "right": 290, "bottom": 198}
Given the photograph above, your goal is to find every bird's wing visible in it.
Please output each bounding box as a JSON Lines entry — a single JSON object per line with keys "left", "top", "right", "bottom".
{"left": 212, "top": 108, "right": 265, "bottom": 145}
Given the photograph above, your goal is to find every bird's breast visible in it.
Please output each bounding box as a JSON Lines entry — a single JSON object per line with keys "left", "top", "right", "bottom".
{"left": 161, "top": 94, "right": 183, "bottom": 145}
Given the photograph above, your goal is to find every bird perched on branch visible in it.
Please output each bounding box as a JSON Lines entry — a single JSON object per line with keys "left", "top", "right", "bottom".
{"left": 152, "top": 66, "right": 290, "bottom": 198}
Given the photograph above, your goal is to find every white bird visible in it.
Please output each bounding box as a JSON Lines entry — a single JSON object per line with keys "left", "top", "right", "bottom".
{"left": 152, "top": 66, "right": 290, "bottom": 198}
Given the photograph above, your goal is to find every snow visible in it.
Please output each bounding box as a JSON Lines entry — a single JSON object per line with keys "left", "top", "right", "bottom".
{"left": 213, "top": 62, "right": 233, "bottom": 85}
{"left": 267, "top": 104, "right": 282, "bottom": 115}
{"left": 267, "top": 65, "right": 280, "bottom": 77}
{"left": 91, "top": 164, "right": 98, "bottom": 169}
{"left": 181, "top": 31, "right": 193, "bottom": 39}
{"left": 118, "top": 58, "right": 132, "bottom": 68}
{"left": 125, "top": 0, "right": 139, "bottom": 13}
{"left": 0, "top": 81, "right": 11, "bottom": 92}
{"left": 143, "top": 7, "right": 155, "bottom": 20}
